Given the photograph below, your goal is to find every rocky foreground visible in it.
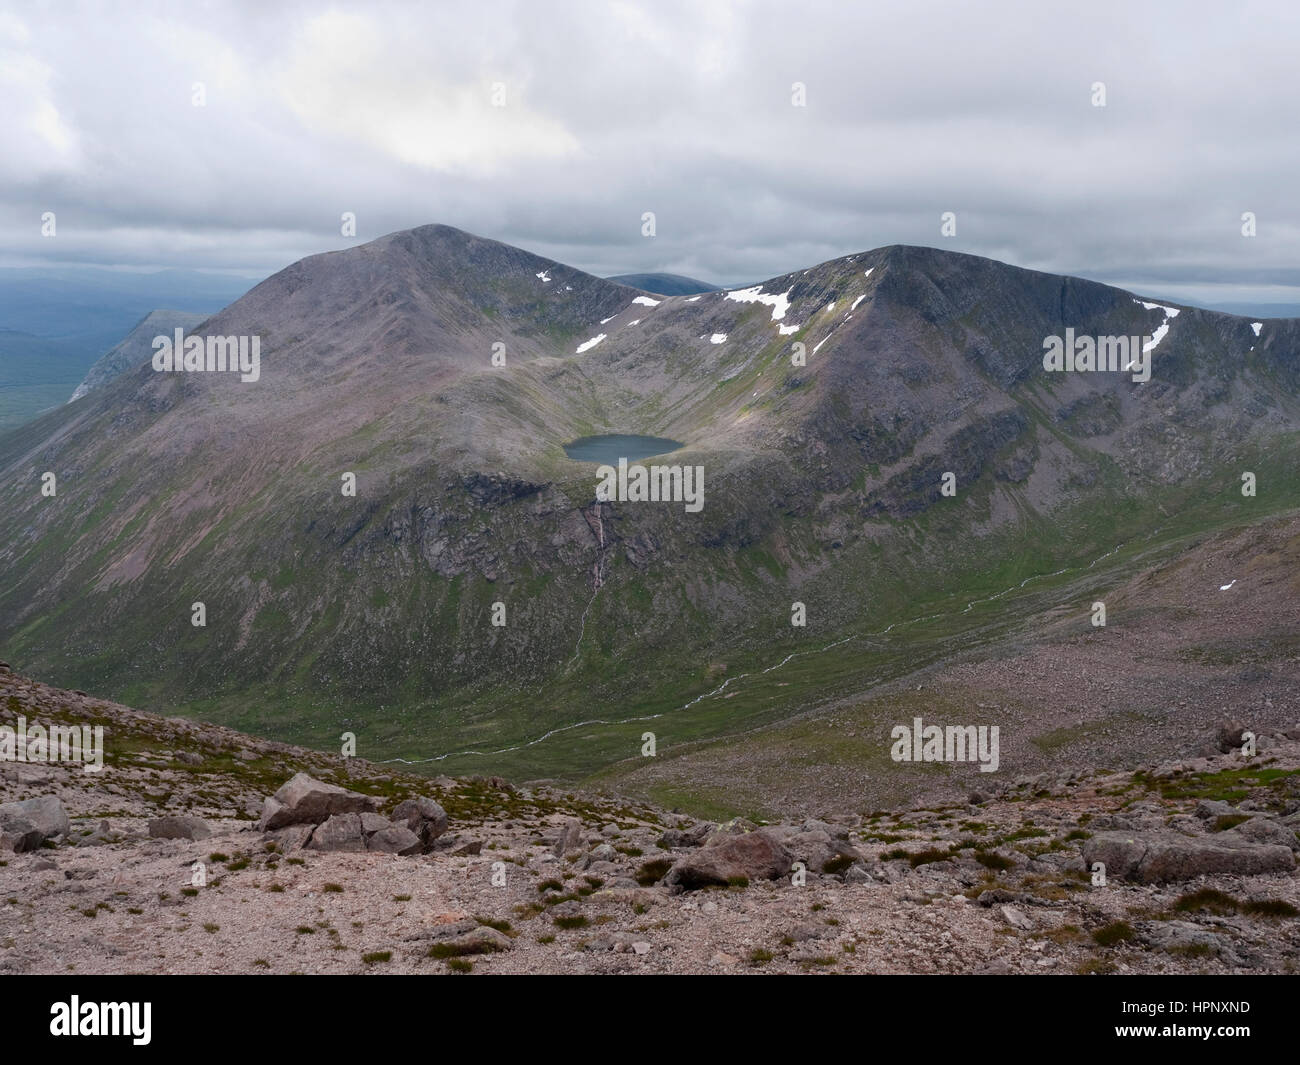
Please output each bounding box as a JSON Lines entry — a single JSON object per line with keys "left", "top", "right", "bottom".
{"left": 2, "top": 667, "right": 1299, "bottom": 975}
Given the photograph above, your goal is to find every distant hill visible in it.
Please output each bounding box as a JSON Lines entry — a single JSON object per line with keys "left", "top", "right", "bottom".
{"left": 0, "top": 267, "right": 254, "bottom": 429}
{"left": 606, "top": 272, "right": 720, "bottom": 296}
{"left": 70, "top": 309, "right": 211, "bottom": 402}
{"left": 1205, "top": 301, "right": 1300, "bottom": 319}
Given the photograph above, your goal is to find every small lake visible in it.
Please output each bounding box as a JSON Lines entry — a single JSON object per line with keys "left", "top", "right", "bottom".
{"left": 562, "top": 434, "right": 685, "bottom": 464}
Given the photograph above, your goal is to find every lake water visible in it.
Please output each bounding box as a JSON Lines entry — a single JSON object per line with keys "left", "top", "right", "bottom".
{"left": 562, "top": 434, "right": 685, "bottom": 464}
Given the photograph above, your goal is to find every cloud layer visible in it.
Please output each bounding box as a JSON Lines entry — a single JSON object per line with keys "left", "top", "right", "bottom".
{"left": 2, "top": 0, "right": 1297, "bottom": 304}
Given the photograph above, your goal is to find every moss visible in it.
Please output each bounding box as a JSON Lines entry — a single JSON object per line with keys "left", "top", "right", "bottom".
{"left": 1173, "top": 888, "right": 1238, "bottom": 915}
{"left": 553, "top": 915, "right": 588, "bottom": 930}
{"left": 635, "top": 858, "right": 673, "bottom": 886}
{"left": 1092, "top": 920, "right": 1136, "bottom": 947}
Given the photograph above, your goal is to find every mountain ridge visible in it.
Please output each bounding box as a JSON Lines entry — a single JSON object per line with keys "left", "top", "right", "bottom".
{"left": 1, "top": 224, "right": 1297, "bottom": 790}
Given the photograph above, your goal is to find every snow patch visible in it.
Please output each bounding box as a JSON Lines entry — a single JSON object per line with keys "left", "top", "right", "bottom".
{"left": 600, "top": 315, "right": 617, "bottom": 324}
{"left": 1135, "top": 298, "right": 1181, "bottom": 353}
{"left": 536, "top": 271, "right": 551, "bottom": 282}
{"left": 685, "top": 295, "right": 702, "bottom": 302}
{"left": 627, "top": 319, "right": 641, "bottom": 326}
{"left": 1251, "top": 321, "right": 1263, "bottom": 337}
{"left": 632, "top": 295, "right": 661, "bottom": 307}
{"left": 777, "top": 323, "right": 799, "bottom": 336}
{"left": 710, "top": 333, "right": 727, "bottom": 344}
{"left": 1220, "top": 579, "right": 1237, "bottom": 591}
{"left": 575, "top": 334, "right": 606, "bottom": 353}
{"left": 851, "top": 294, "right": 866, "bottom": 311}
{"left": 726, "top": 285, "right": 793, "bottom": 322}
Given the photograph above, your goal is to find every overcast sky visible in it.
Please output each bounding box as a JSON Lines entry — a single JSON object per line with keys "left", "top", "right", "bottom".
{"left": 2, "top": 0, "right": 1298, "bottom": 306}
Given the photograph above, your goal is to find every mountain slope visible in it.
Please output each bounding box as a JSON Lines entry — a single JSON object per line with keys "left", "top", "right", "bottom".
{"left": 69, "top": 309, "right": 212, "bottom": 401}
{"left": 1, "top": 225, "right": 1297, "bottom": 782}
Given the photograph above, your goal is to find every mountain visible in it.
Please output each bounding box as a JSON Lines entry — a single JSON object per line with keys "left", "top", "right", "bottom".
{"left": 606, "top": 272, "right": 720, "bottom": 296}
{"left": 1, "top": 224, "right": 1297, "bottom": 795}
{"left": 69, "top": 309, "right": 212, "bottom": 402}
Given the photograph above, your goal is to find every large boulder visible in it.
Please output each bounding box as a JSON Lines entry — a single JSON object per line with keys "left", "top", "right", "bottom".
{"left": 1083, "top": 831, "right": 1296, "bottom": 883}
{"left": 148, "top": 815, "right": 212, "bottom": 841}
{"left": 1228, "top": 817, "right": 1299, "bottom": 851}
{"left": 259, "top": 773, "right": 380, "bottom": 831}
{"left": 665, "top": 827, "right": 794, "bottom": 890}
{"left": 390, "top": 797, "right": 448, "bottom": 850}
{"left": 367, "top": 823, "right": 422, "bottom": 855}
{"left": 0, "top": 795, "right": 70, "bottom": 852}
{"left": 782, "top": 829, "right": 863, "bottom": 874}
{"left": 305, "top": 812, "right": 367, "bottom": 852}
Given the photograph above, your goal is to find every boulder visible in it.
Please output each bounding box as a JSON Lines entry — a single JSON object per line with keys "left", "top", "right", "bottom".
{"left": 1228, "top": 818, "right": 1299, "bottom": 851}
{"left": 266, "top": 824, "right": 314, "bottom": 852}
{"left": 305, "top": 812, "right": 366, "bottom": 852}
{"left": 436, "top": 926, "right": 511, "bottom": 955}
{"left": 147, "top": 815, "right": 212, "bottom": 841}
{"left": 367, "top": 823, "right": 422, "bottom": 855}
{"left": 360, "top": 812, "right": 391, "bottom": 835}
{"left": 783, "top": 829, "right": 863, "bottom": 874}
{"left": 552, "top": 819, "right": 582, "bottom": 858}
{"left": 665, "top": 827, "right": 794, "bottom": 889}
{"left": 390, "top": 797, "right": 448, "bottom": 849}
{"left": 1215, "top": 720, "right": 1249, "bottom": 754}
{"left": 657, "top": 822, "right": 713, "bottom": 849}
{"left": 0, "top": 795, "right": 70, "bottom": 852}
{"left": 259, "top": 773, "right": 379, "bottom": 831}
{"left": 1083, "top": 831, "right": 1296, "bottom": 883}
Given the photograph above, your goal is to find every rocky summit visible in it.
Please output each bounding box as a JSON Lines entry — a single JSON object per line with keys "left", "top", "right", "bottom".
{"left": 2, "top": 667, "right": 1299, "bottom": 975}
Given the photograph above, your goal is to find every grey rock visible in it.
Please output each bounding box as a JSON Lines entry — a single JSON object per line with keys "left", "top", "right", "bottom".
{"left": 438, "top": 927, "right": 512, "bottom": 955}
{"left": 588, "top": 843, "right": 617, "bottom": 863}
{"left": 360, "top": 812, "right": 391, "bottom": 835}
{"left": 665, "top": 827, "right": 794, "bottom": 890}
{"left": 391, "top": 797, "right": 449, "bottom": 849}
{"left": 147, "top": 815, "right": 212, "bottom": 841}
{"left": 1228, "top": 817, "right": 1299, "bottom": 851}
{"left": 0, "top": 795, "right": 70, "bottom": 852}
{"left": 1083, "top": 831, "right": 1296, "bottom": 883}
{"left": 367, "top": 823, "right": 422, "bottom": 855}
{"left": 553, "top": 819, "right": 582, "bottom": 857}
{"left": 265, "top": 824, "right": 314, "bottom": 852}
{"left": 259, "top": 773, "right": 379, "bottom": 831}
{"left": 305, "top": 812, "right": 366, "bottom": 852}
